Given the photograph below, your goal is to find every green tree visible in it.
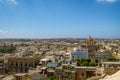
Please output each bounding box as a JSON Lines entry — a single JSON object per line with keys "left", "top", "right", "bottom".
{"left": 81, "top": 62, "right": 89, "bottom": 66}
{"left": 81, "top": 58, "right": 88, "bottom": 63}
{"left": 74, "top": 58, "right": 80, "bottom": 62}
{"left": 48, "top": 76, "right": 58, "bottom": 80}
{"left": 89, "top": 62, "right": 96, "bottom": 66}
{"left": 107, "top": 57, "right": 117, "bottom": 61}
{"left": 98, "top": 62, "right": 102, "bottom": 67}
{"left": 0, "top": 49, "right": 15, "bottom": 53}
{"left": 86, "top": 58, "right": 91, "bottom": 63}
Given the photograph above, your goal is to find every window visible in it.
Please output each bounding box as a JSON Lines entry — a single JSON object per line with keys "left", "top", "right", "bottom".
{"left": 72, "top": 56, "right": 74, "bottom": 58}
{"left": 25, "top": 63, "right": 27, "bottom": 67}
{"left": 11, "top": 62, "right": 13, "bottom": 66}
{"left": 20, "top": 63, "right": 22, "bottom": 67}
{"left": 16, "top": 63, "right": 18, "bottom": 67}
{"left": 82, "top": 73, "right": 84, "bottom": 77}
{"left": 25, "top": 68, "right": 28, "bottom": 72}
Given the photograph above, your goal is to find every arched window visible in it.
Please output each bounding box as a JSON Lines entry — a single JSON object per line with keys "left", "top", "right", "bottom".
{"left": 16, "top": 63, "right": 18, "bottom": 67}
{"left": 20, "top": 63, "right": 22, "bottom": 67}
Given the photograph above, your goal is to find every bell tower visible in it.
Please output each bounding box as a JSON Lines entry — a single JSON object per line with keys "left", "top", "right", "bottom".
{"left": 86, "top": 36, "right": 96, "bottom": 62}
{"left": 87, "top": 36, "right": 94, "bottom": 46}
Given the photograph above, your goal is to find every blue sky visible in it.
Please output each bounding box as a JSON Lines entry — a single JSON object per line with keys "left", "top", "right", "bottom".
{"left": 0, "top": 0, "right": 120, "bottom": 38}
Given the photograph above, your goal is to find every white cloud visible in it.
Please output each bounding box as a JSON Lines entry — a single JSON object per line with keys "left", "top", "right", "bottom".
{"left": 7, "top": 0, "right": 18, "bottom": 5}
{"left": 97, "top": 0, "right": 117, "bottom": 3}
{"left": 0, "top": 30, "right": 8, "bottom": 34}
{"left": 0, "top": 0, "right": 18, "bottom": 5}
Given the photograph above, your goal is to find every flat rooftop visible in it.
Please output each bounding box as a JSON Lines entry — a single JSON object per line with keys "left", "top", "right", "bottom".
{"left": 15, "top": 73, "right": 28, "bottom": 76}
{"left": 103, "top": 62, "right": 120, "bottom": 64}
{"left": 75, "top": 66, "right": 96, "bottom": 69}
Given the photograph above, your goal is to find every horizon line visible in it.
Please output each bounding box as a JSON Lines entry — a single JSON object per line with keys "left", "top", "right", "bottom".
{"left": 0, "top": 37, "right": 120, "bottom": 40}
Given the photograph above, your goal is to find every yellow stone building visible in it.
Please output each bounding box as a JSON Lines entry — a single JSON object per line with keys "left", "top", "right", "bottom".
{"left": 8, "top": 56, "right": 40, "bottom": 73}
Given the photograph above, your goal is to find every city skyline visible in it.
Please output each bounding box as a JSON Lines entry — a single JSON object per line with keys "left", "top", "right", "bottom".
{"left": 0, "top": 0, "right": 120, "bottom": 38}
